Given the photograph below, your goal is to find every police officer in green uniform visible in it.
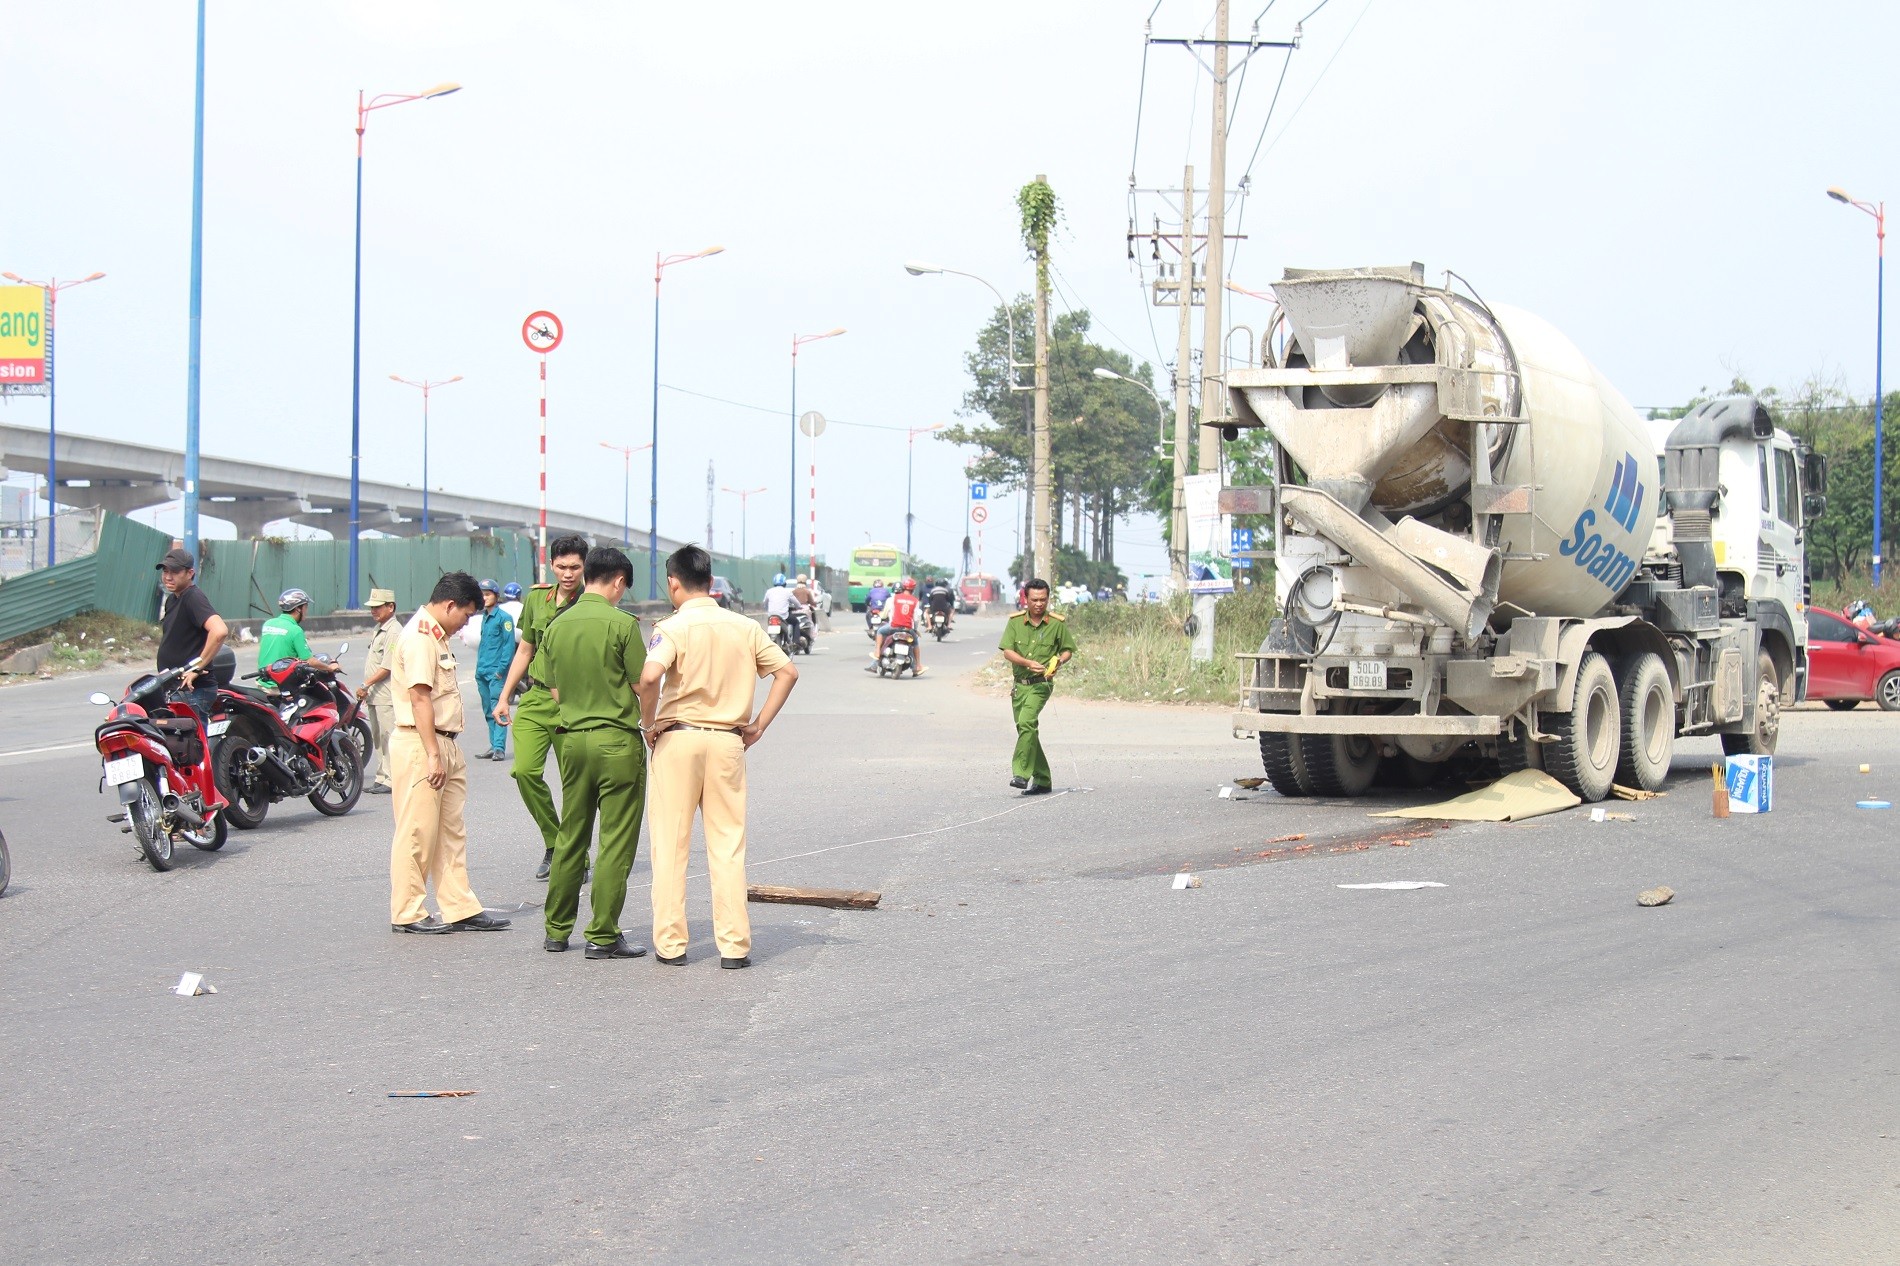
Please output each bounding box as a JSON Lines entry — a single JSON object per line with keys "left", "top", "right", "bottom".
{"left": 997, "top": 577, "right": 1076, "bottom": 796}
{"left": 538, "top": 546, "right": 648, "bottom": 958}
{"left": 494, "top": 533, "right": 589, "bottom": 880}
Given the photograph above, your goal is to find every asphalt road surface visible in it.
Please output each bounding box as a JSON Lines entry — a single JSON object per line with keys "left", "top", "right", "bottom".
{"left": 2, "top": 615, "right": 1896, "bottom": 1264}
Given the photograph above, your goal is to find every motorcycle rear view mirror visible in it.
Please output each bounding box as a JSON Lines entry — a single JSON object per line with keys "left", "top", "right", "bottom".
{"left": 88, "top": 692, "right": 112, "bottom": 706}
{"left": 336, "top": 642, "right": 350, "bottom": 656}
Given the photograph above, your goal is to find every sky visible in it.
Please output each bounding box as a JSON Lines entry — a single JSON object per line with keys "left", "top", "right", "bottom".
{"left": 1, "top": 0, "right": 1893, "bottom": 579}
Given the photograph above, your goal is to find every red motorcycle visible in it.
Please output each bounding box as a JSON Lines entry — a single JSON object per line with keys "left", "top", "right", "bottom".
{"left": 90, "top": 663, "right": 231, "bottom": 871}
{"left": 210, "top": 651, "right": 365, "bottom": 829}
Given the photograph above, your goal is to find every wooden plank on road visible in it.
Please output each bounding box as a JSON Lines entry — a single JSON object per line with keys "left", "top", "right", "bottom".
{"left": 747, "top": 884, "right": 881, "bottom": 910}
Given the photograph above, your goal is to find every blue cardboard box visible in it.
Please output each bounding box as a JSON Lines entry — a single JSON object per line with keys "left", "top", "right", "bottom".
{"left": 1725, "top": 755, "right": 1773, "bottom": 814}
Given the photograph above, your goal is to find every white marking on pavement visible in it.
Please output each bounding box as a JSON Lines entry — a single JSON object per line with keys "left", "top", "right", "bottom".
{"left": 0, "top": 740, "right": 96, "bottom": 760}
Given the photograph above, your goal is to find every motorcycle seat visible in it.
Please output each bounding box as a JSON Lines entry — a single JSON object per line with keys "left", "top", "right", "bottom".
{"left": 228, "top": 684, "right": 281, "bottom": 704}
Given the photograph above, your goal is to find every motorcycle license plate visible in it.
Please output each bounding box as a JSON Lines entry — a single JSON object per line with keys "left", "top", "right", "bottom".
{"left": 894, "top": 645, "right": 911, "bottom": 658}
{"left": 206, "top": 718, "right": 230, "bottom": 738}
{"left": 1348, "top": 659, "right": 1388, "bottom": 690}
{"left": 103, "top": 753, "right": 144, "bottom": 786}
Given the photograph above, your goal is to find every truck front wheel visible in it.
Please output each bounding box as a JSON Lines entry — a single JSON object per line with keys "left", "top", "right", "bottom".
{"left": 1721, "top": 650, "right": 1782, "bottom": 756}
{"left": 1259, "top": 732, "right": 1313, "bottom": 796}
{"left": 1545, "top": 651, "right": 1621, "bottom": 802}
{"left": 1298, "top": 734, "right": 1381, "bottom": 797}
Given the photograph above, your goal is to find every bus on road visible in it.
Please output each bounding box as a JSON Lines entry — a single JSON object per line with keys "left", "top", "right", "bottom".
{"left": 848, "top": 544, "right": 903, "bottom": 611}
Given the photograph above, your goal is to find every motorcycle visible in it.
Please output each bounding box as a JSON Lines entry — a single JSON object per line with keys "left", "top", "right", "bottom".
{"left": 768, "top": 611, "right": 814, "bottom": 656}
{"left": 89, "top": 663, "right": 231, "bottom": 872}
{"left": 927, "top": 608, "right": 951, "bottom": 642}
{"left": 876, "top": 628, "right": 919, "bottom": 678}
{"left": 0, "top": 824, "right": 10, "bottom": 896}
{"left": 210, "top": 650, "right": 365, "bottom": 829}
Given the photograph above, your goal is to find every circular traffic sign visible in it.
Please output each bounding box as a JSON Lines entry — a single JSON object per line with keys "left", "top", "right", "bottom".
{"left": 798, "top": 410, "right": 827, "bottom": 438}
{"left": 971, "top": 505, "right": 989, "bottom": 524}
{"left": 522, "top": 311, "right": 564, "bottom": 354}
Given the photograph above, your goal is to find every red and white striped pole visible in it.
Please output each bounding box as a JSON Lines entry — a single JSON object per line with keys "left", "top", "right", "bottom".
{"left": 807, "top": 432, "right": 818, "bottom": 581}
{"left": 537, "top": 354, "right": 548, "bottom": 582}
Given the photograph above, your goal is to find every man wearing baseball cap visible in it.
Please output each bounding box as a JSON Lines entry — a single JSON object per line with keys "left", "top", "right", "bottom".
{"left": 155, "top": 547, "right": 229, "bottom": 718}
{"left": 359, "top": 588, "right": 403, "bottom": 794}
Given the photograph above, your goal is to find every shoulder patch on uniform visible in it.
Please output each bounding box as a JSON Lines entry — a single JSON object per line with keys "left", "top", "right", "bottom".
{"left": 531, "top": 583, "right": 554, "bottom": 590}
{"left": 1049, "top": 612, "right": 1066, "bottom": 622}
{"left": 1006, "top": 611, "right": 1026, "bottom": 621}
{"left": 647, "top": 632, "right": 664, "bottom": 651}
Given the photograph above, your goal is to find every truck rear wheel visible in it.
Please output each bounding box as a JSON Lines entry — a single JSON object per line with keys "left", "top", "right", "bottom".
{"left": 1616, "top": 653, "right": 1674, "bottom": 792}
{"left": 1259, "top": 733, "right": 1312, "bottom": 796}
{"left": 1544, "top": 651, "right": 1620, "bottom": 802}
{"left": 1298, "top": 734, "right": 1381, "bottom": 797}
{"left": 1721, "top": 650, "right": 1781, "bottom": 756}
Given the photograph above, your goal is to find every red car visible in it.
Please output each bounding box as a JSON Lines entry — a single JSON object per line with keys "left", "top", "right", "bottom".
{"left": 1805, "top": 606, "right": 1900, "bottom": 711}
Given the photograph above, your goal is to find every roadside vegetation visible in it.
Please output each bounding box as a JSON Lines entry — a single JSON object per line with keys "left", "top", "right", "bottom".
{"left": 977, "top": 586, "right": 1277, "bottom": 705}
{"left": 0, "top": 611, "right": 160, "bottom": 679}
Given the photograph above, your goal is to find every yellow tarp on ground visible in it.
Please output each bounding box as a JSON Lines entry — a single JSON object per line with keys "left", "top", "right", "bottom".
{"left": 1370, "top": 769, "right": 1581, "bottom": 822}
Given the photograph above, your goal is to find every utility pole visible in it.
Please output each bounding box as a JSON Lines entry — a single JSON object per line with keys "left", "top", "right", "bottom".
{"left": 1172, "top": 168, "right": 1197, "bottom": 588}
{"left": 1029, "top": 174, "right": 1055, "bottom": 584}
{"left": 1199, "top": 0, "right": 1230, "bottom": 475}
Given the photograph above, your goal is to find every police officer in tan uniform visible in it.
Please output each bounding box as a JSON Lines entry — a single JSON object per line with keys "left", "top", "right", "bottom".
{"left": 637, "top": 545, "right": 798, "bottom": 968}
{"left": 389, "top": 572, "right": 512, "bottom": 934}
{"left": 358, "top": 588, "right": 402, "bottom": 794}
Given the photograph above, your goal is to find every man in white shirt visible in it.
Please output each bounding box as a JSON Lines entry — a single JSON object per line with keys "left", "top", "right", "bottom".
{"left": 762, "top": 574, "right": 794, "bottom": 622}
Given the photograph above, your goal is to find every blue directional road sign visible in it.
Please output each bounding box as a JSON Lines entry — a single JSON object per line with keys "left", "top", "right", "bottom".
{"left": 1231, "top": 525, "right": 1253, "bottom": 570}
{"left": 970, "top": 482, "right": 988, "bottom": 501}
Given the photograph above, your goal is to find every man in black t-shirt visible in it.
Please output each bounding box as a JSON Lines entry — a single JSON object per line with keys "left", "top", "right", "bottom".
{"left": 155, "top": 547, "right": 229, "bottom": 718}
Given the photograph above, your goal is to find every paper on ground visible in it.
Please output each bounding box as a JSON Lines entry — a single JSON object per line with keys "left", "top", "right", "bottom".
{"left": 1337, "top": 881, "right": 1447, "bottom": 890}
{"left": 1370, "top": 770, "right": 1581, "bottom": 823}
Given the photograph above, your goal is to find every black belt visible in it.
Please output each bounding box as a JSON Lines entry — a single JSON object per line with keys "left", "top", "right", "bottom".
{"left": 555, "top": 724, "right": 638, "bottom": 736}
{"left": 659, "top": 723, "right": 744, "bottom": 737}
{"left": 522, "top": 676, "right": 548, "bottom": 692}
{"left": 398, "top": 727, "right": 458, "bottom": 740}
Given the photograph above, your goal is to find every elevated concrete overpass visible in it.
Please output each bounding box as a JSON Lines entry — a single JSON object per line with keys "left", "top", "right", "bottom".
{"left": 0, "top": 421, "right": 683, "bottom": 548}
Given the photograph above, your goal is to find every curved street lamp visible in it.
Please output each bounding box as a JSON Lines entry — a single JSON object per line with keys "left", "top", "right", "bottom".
{"left": 389, "top": 374, "right": 463, "bottom": 533}
{"left": 1828, "top": 186, "right": 1887, "bottom": 584}
{"left": 649, "top": 245, "right": 723, "bottom": 596}
{"left": 904, "top": 261, "right": 1032, "bottom": 391}
{"left": 348, "top": 81, "right": 461, "bottom": 607}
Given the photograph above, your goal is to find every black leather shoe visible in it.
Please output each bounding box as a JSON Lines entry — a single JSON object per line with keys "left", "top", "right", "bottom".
{"left": 391, "top": 916, "right": 449, "bottom": 934}
{"left": 534, "top": 850, "right": 552, "bottom": 881}
{"left": 1021, "top": 784, "right": 1052, "bottom": 796}
{"left": 448, "top": 911, "right": 511, "bottom": 932}
{"left": 655, "top": 952, "right": 686, "bottom": 966}
{"left": 585, "top": 936, "right": 647, "bottom": 960}
{"left": 720, "top": 956, "right": 751, "bottom": 970}
{"left": 367, "top": 784, "right": 391, "bottom": 795}
{"left": 544, "top": 937, "right": 570, "bottom": 952}
{"left": 1009, "top": 776, "right": 1028, "bottom": 789}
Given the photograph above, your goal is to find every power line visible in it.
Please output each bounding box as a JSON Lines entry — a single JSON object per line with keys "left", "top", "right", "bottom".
{"left": 1049, "top": 262, "right": 1151, "bottom": 366}
{"left": 658, "top": 383, "right": 916, "bottom": 434}
{"left": 1250, "top": 0, "right": 1374, "bottom": 168}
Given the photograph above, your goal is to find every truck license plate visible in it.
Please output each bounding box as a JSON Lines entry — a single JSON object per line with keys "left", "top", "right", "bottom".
{"left": 1349, "top": 659, "right": 1388, "bottom": 690}
{"left": 103, "top": 753, "right": 144, "bottom": 786}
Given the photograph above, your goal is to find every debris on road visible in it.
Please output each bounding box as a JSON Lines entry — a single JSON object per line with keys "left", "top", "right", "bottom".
{"left": 1712, "top": 763, "right": 1730, "bottom": 818}
{"left": 387, "top": 1090, "right": 477, "bottom": 1099}
{"left": 1267, "top": 833, "right": 1307, "bottom": 844}
{"left": 1590, "top": 808, "right": 1637, "bottom": 823}
{"left": 1857, "top": 800, "right": 1892, "bottom": 810}
{"left": 1637, "top": 886, "right": 1675, "bottom": 907}
{"left": 1218, "top": 786, "right": 1233, "bottom": 798}
{"left": 1234, "top": 777, "right": 1266, "bottom": 790}
{"left": 1171, "top": 873, "right": 1203, "bottom": 889}
{"left": 1371, "top": 770, "right": 1579, "bottom": 823}
{"left": 172, "top": 972, "right": 215, "bottom": 997}
{"left": 1611, "top": 784, "right": 1662, "bottom": 801}
{"left": 1337, "top": 881, "right": 1446, "bottom": 890}
{"left": 1860, "top": 764, "right": 1872, "bottom": 775}
{"left": 747, "top": 884, "right": 881, "bottom": 910}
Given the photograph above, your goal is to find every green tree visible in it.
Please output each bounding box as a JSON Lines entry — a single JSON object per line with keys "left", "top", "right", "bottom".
{"left": 942, "top": 304, "right": 1162, "bottom": 568}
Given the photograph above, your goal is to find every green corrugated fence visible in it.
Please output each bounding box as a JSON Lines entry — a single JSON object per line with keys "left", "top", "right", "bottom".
{"left": 0, "top": 514, "right": 169, "bottom": 642}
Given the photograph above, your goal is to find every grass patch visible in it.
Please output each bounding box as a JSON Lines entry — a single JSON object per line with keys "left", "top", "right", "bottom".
{"left": 1810, "top": 575, "right": 1900, "bottom": 617}
{"left": 974, "top": 588, "right": 1277, "bottom": 704}
{"left": 0, "top": 610, "right": 161, "bottom": 677}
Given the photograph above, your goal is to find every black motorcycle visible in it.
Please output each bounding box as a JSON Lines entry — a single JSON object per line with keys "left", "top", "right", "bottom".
{"left": 927, "top": 607, "right": 951, "bottom": 642}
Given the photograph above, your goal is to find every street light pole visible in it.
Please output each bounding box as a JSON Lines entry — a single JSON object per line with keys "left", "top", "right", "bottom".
{"left": 649, "top": 245, "right": 723, "bottom": 598}
{"left": 3, "top": 271, "right": 105, "bottom": 567}
{"left": 790, "top": 327, "right": 845, "bottom": 574}
{"left": 184, "top": 0, "right": 206, "bottom": 561}
{"left": 601, "top": 441, "right": 652, "bottom": 552}
{"left": 722, "top": 484, "right": 766, "bottom": 560}
{"left": 1829, "top": 186, "right": 1887, "bottom": 585}
{"left": 1094, "top": 366, "right": 1177, "bottom": 580}
{"left": 349, "top": 81, "right": 460, "bottom": 608}
{"left": 390, "top": 375, "right": 462, "bottom": 534}
{"left": 905, "top": 423, "right": 945, "bottom": 560}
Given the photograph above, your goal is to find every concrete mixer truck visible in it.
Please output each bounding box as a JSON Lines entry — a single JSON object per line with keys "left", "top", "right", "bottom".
{"left": 1221, "top": 264, "right": 1827, "bottom": 803}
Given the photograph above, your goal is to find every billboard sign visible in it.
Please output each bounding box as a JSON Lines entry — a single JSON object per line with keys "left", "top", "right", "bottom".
{"left": 1184, "top": 472, "right": 1234, "bottom": 594}
{"left": 0, "top": 285, "right": 48, "bottom": 396}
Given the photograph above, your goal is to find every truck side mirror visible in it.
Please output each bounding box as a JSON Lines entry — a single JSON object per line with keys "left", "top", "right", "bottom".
{"left": 1803, "top": 449, "right": 1828, "bottom": 495}
{"left": 1802, "top": 491, "right": 1827, "bottom": 524}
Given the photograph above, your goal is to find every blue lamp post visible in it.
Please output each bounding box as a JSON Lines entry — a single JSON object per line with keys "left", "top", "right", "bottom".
{"left": 1829, "top": 186, "right": 1886, "bottom": 585}
{"left": 348, "top": 81, "right": 460, "bottom": 608}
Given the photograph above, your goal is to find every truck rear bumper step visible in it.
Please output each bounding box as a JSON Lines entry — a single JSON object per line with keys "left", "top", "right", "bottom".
{"left": 1233, "top": 712, "right": 1500, "bottom": 738}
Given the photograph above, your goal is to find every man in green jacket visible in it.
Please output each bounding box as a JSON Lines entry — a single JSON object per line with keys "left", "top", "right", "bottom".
{"left": 997, "top": 577, "right": 1075, "bottom": 796}
{"left": 258, "top": 588, "right": 339, "bottom": 679}
{"left": 494, "top": 534, "right": 588, "bottom": 880}
{"left": 537, "top": 546, "right": 647, "bottom": 958}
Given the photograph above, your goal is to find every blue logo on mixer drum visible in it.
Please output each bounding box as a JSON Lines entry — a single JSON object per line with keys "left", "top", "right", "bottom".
{"left": 1558, "top": 451, "right": 1646, "bottom": 591}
